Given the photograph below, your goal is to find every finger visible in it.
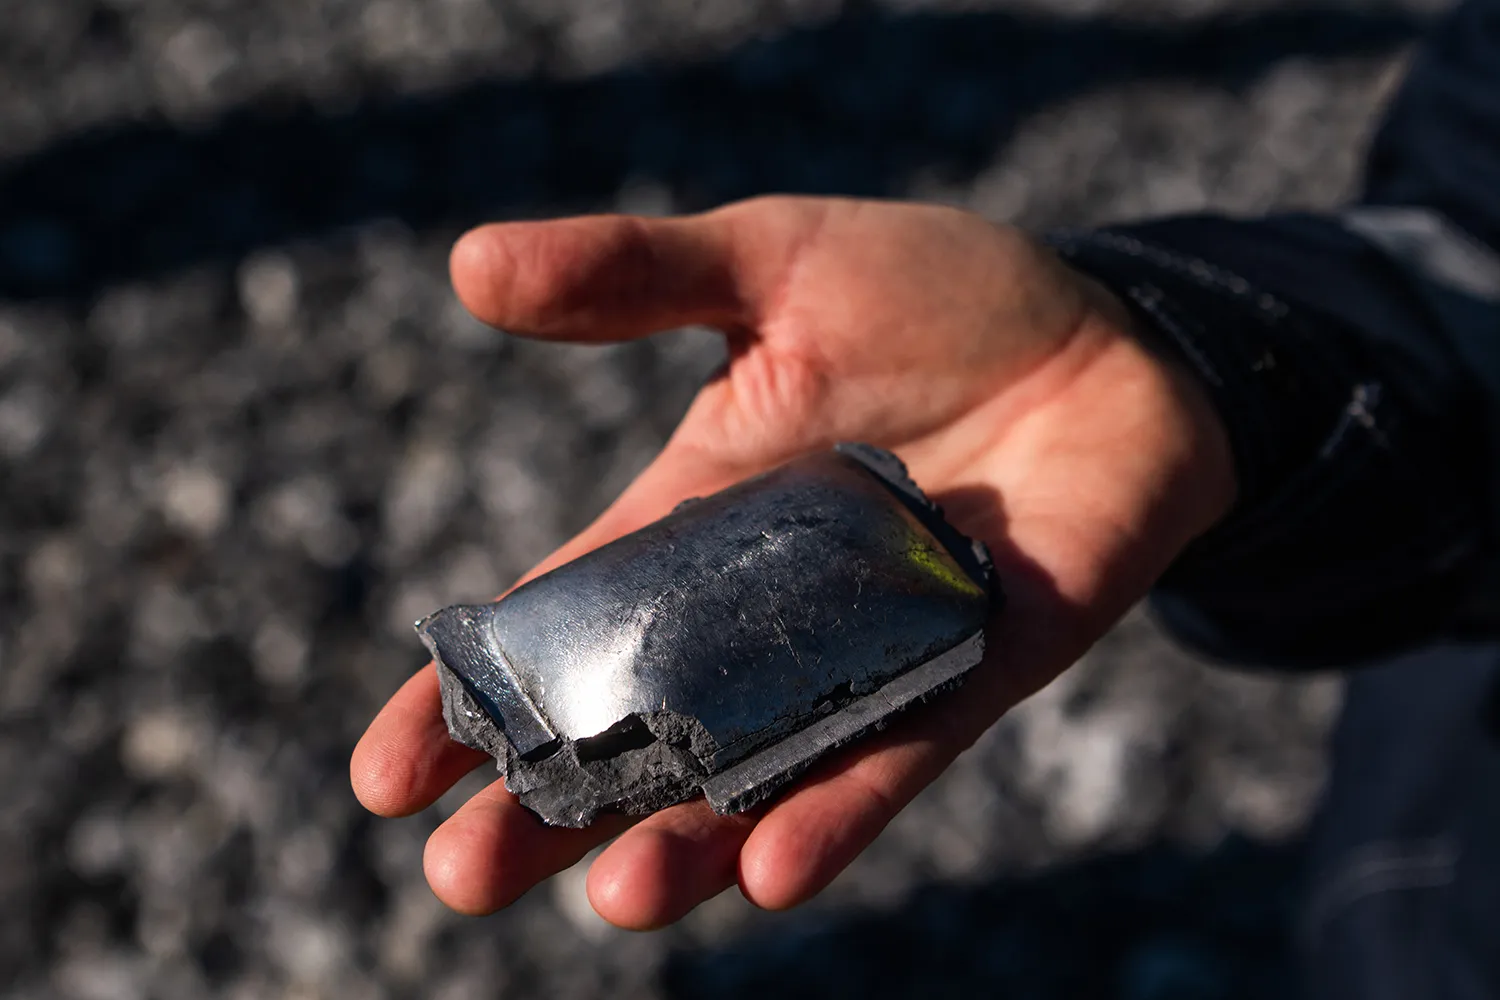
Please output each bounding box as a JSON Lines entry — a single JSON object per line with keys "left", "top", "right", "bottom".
{"left": 448, "top": 197, "right": 823, "bottom": 342}
{"left": 449, "top": 212, "right": 745, "bottom": 340}
{"left": 425, "top": 778, "right": 632, "bottom": 915}
{"left": 586, "top": 799, "right": 760, "bottom": 930}
{"left": 737, "top": 723, "right": 951, "bottom": 911}
{"left": 350, "top": 665, "right": 489, "bottom": 817}
{"left": 736, "top": 600, "right": 1074, "bottom": 911}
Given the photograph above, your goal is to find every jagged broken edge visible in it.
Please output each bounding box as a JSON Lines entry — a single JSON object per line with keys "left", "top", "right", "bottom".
{"left": 429, "top": 653, "right": 714, "bottom": 827}
{"left": 429, "top": 629, "right": 987, "bottom": 826}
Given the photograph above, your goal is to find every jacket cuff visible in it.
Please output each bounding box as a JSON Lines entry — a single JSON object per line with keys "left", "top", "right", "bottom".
{"left": 1045, "top": 226, "right": 1355, "bottom": 538}
{"left": 1045, "top": 222, "right": 1486, "bottom": 667}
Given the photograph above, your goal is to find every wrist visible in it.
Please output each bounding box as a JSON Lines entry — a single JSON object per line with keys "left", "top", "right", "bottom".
{"left": 1071, "top": 269, "right": 1239, "bottom": 549}
{"left": 1043, "top": 227, "right": 1352, "bottom": 532}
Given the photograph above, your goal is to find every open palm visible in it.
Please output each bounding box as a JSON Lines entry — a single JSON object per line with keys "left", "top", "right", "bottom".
{"left": 351, "top": 196, "right": 1233, "bottom": 928}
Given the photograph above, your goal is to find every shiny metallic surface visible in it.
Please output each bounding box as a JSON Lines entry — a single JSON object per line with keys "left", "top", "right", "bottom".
{"left": 418, "top": 444, "right": 998, "bottom": 826}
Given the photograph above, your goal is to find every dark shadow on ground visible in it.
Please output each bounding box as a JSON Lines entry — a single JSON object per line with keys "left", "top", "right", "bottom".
{"left": 0, "top": 6, "right": 1423, "bottom": 302}
{"left": 662, "top": 836, "right": 1304, "bottom": 1000}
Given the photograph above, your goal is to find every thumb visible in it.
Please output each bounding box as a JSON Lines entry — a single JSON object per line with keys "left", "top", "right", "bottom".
{"left": 450, "top": 200, "right": 811, "bottom": 342}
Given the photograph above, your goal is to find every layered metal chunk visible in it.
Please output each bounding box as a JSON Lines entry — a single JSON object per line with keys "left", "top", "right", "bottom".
{"left": 417, "top": 444, "right": 998, "bottom": 827}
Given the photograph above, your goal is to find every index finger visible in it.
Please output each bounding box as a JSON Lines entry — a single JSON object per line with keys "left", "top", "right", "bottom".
{"left": 350, "top": 665, "right": 488, "bottom": 818}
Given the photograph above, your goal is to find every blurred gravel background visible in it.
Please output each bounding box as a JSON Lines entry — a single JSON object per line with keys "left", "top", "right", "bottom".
{"left": 0, "top": 1, "right": 1449, "bottom": 997}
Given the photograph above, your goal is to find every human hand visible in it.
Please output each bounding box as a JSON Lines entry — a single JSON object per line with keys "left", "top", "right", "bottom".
{"left": 351, "top": 196, "right": 1234, "bottom": 928}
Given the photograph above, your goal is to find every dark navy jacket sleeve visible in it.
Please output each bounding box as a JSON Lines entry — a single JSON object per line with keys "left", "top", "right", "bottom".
{"left": 1048, "top": 0, "right": 1500, "bottom": 668}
